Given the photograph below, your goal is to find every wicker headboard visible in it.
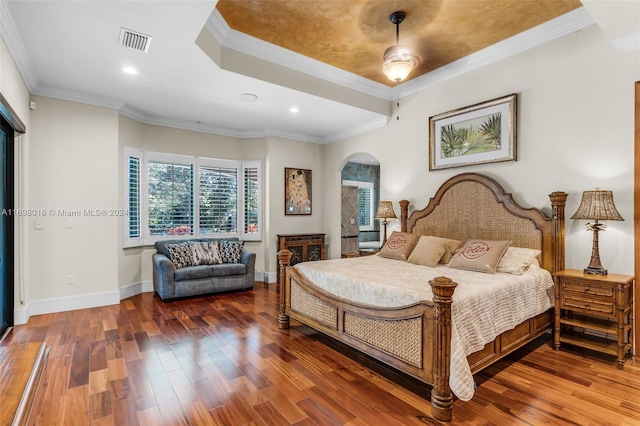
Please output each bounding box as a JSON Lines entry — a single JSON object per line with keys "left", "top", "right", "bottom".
{"left": 399, "top": 173, "right": 567, "bottom": 273}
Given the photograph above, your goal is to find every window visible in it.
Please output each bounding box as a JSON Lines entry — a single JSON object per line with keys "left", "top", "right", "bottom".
{"left": 342, "top": 180, "right": 374, "bottom": 231}
{"left": 123, "top": 147, "right": 261, "bottom": 247}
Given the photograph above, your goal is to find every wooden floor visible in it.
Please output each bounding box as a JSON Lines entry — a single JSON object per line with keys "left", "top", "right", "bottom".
{"left": 2, "top": 283, "right": 639, "bottom": 425}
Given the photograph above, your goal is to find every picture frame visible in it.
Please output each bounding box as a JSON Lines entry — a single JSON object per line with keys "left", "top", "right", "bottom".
{"left": 429, "top": 93, "right": 517, "bottom": 171}
{"left": 284, "top": 168, "right": 312, "bottom": 215}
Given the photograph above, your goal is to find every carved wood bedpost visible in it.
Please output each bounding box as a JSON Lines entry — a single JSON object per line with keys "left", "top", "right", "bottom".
{"left": 549, "top": 191, "right": 568, "bottom": 273}
{"left": 277, "top": 250, "right": 292, "bottom": 329}
{"left": 399, "top": 199, "right": 410, "bottom": 232}
{"left": 429, "top": 276, "right": 458, "bottom": 422}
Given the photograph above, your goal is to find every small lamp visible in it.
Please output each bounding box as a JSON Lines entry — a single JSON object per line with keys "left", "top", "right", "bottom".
{"left": 571, "top": 189, "right": 624, "bottom": 275}
{"left": 375, "top": 200, "right": 397, "bottom": 248}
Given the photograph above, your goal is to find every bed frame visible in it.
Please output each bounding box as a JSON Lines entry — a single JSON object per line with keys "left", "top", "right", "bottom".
{"left": 277, "top": 173, "right": 568, "bottom": 421}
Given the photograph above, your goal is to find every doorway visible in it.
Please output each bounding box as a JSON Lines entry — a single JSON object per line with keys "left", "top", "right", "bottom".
{"left": 340, "top": 153, "right": 380, "bottom": 257}
{"left": 0, "top": 115, "right": 15, "bottom": 337}
{"left": 0, "top": 93, "right": 23, "bottom": 339}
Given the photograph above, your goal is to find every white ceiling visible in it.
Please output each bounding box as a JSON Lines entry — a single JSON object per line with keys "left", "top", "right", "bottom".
{"left": 0, "top": 1, "right": 605, "bottom": 144}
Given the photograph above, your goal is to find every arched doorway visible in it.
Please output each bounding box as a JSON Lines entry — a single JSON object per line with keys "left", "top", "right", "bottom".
{"left": 340, "top": 153, "right": 380, "bottom": 257}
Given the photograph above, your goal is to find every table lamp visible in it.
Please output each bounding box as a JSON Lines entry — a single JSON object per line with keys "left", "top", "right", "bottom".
{"left": 571, "top": 189, "right": 623, "bottom": 275}
{"left": 374, "top": 200, "right": 397, "bottom": 248}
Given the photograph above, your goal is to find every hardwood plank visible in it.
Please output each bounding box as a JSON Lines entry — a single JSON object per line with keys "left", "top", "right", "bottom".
{"left": 3, "top": 283, "right": 638, "bottom": 425}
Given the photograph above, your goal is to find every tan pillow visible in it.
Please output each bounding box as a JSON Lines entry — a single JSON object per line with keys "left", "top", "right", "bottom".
{"left": 407, "top": 236, "right": 447, "bottom": 267}
{"left": 378, "top": 231, "right": 420, "bottom": 261}
{"left": 449, "top": 240, "right": 512, "bottom": 274}
{"left": 433, "top": 236, "right": 463, "bottom": 264}
{"left": 496, "top": 247, "right": 541, "bottom": 275}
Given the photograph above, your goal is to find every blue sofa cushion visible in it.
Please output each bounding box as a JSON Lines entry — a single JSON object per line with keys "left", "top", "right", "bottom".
{"left": 174, "top": 265, "right": 212, "bottom": 281}
{"left": 174, "top": 263, "right": 246, "bottom": 281}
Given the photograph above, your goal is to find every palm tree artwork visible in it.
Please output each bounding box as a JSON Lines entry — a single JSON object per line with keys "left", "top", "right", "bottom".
{"left": 440, "top": 113, "right": 502, "bottom": 159}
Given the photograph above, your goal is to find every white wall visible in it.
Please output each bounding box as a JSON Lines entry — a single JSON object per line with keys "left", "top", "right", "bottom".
{"left": 324, "top": 23, "right": 639, "bottom": 276}
{"left": 27, "top": 95, "right": 120, "bottom": 312}
{"left": 264, "top": 136, "right": 324, "bottom": 281}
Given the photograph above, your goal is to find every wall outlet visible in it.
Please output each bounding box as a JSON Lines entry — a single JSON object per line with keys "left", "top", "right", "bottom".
{"left": 66, "top": 275, "right": 74, "bottom": 285}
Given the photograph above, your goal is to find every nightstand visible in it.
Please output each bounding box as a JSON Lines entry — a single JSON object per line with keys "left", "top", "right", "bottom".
{"left": 553, "top": 269, "right": 634, "bottom": 369}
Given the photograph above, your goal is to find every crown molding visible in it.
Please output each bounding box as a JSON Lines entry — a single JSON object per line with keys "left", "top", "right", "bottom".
{"left": 32, "top": 84, "right": 126, "bottom": 110}
{"left": 399, "top": 7, "right": 595, "bottom": 97}
{"left": 206, "top": 9, "right": 395, "bottom": 101}
{"left": 0, "top": 0, "right": 39, "bottom": 91}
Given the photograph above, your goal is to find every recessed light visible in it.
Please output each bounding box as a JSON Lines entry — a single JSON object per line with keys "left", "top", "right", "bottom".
{"left": 238, "top": 93, "right": 259, "bottom": 102}
{"left": 122, "top": 66, "right": 139, "bottom": 75}
{"left": 289, "top": 107, "right": 299, "bottom": 113}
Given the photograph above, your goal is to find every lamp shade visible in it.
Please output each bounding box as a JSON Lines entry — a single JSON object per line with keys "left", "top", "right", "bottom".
{"left": 374, "top": 201, "right": 397, "bottom": 219}
{"left": 571, "top": 190, "right": 624, "bottom": 221}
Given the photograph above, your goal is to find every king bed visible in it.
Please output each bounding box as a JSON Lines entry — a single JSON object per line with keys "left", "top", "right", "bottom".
{"left": 277, "top": 173, "right": 568, "bottom": 421}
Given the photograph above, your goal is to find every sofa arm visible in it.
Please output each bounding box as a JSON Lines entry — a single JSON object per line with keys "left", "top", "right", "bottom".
{"left": 152, "top": 253, "right": 176, "bottom": 300}
{"left": 240, "top": 250, "right": 256, "bottom": 289}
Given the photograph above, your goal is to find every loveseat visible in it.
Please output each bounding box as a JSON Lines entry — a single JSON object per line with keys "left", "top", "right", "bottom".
{"left": 152, "top": 237, "right": 255, "bottom": 301}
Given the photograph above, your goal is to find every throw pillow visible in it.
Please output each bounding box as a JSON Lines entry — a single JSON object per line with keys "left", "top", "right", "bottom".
{"left": 407, "top": 236, "right": 447, "bottom": 267}
{"left": 378, "top": 231, "right": 420, "bottom": 261}
{"left": 448, "top": 240, "right": 512, "bottom": 274}
{"left": 436, "top": 237, "right": 464, "bottom": 264}
{"left": 166, "top": 242, "right": 193, "bottom": 269}
{"left": 219, "top": 240, "right": 245, "bottom": 264}
{"left": 190, "top": 241, "right": 223, "bottom": 265}
{"left": 496, "top": 246, "right": 541, "bottom": 275}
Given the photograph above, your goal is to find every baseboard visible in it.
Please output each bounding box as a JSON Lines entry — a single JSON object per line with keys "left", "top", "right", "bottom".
{"left": 264, "top": 271, "right": 277, "bottom": 284}
{"left": 14, "top": 290, "right": 120, "bottom": 325}
{"left": 119, "top": 280, "right": 154, "bottom": 300}
{"left": 14, "top": 272, "right": 269, "bottom": 325}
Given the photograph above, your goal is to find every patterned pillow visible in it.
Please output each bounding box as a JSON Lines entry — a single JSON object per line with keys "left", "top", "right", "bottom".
{"left": 166, "top": 242, "right": 193, "bottom": 269}
{"left": 219, "top": 240, "right": 245, "bottom": 264}
{"left": 189, "top": 241, "right": 222, "bottom": 265}
{"left": 448, "top": 240, "right": 511, "bottom": 274}
{"left": 378, "top": 231, "right": 420, "bottom": 261}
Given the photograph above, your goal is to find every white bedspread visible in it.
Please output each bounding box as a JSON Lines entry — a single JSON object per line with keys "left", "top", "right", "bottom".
{"left": 294, "top": 255, "right": 554, "bottom": 401}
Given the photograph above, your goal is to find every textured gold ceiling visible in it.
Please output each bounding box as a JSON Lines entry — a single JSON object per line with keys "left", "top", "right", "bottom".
{"left": 216, "top": 0, "right": 582, "bottom": 86}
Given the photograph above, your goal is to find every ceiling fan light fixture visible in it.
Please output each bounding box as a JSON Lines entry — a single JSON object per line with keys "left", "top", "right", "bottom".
{"left": 382, "top": 45, "right": 418, "bottom": 83}
{"left": 382, "top": 10, "right": 418, "bottom": 84}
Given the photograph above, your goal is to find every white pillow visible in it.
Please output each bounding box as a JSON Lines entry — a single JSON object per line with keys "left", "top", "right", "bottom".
{"left": 496, "top": 247, "right": 541, "bottom": 275}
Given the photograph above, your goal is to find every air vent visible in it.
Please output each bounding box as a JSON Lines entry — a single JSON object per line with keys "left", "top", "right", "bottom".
{"left": 119, "top": 28, "right": 152, "bottom": 53}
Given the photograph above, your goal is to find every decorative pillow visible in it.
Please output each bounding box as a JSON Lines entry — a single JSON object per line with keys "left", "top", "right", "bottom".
{"left": 378, "top": 231, "right": 420, "bottom": 261}
{"left": 448, "top": 240, "right": 512, "bottom": 274}
{"left": 166, "top": 242, "right": 193, "bottom": 269}
{"left": 496, "top": 246, "right": 541, "bottom": 275}
{"left": 189, "top": 241, "right": 222, "bottom": 265}
{"left": 430, "top": 236, "right": 463, "bottom": 264}
{"left": 219, "top": 240, "right": 245, "bottom": 264}
{"left": 407, "top": 236, "right": 447, "bottom": 267}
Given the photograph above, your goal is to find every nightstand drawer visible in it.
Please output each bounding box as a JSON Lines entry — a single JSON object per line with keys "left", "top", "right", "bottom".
{"left": 561, "top": 280, "right": 614, "bottom": 299}
{"left": 561, "top": 294, "right": 615, "bottom": 316}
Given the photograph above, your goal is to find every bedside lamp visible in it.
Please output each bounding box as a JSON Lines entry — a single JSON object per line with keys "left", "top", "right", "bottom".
{"left": 571, "top": 189, "right": 624, "bottom": 275}
{"left": 375, "top": 200, "right": 397, "bottom": 248}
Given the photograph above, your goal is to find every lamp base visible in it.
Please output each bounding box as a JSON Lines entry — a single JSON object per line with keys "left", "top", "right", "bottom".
{"left": 584, "top": 266, "right": 608, "bottom": 276}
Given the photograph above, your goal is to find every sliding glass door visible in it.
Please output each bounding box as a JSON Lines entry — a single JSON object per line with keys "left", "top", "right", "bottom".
{"left": 0, "top": 119, "right": 14, "bottom": 338}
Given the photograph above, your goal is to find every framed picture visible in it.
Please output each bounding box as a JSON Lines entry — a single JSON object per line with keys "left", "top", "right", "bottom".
{"left": 429, "top": 93, "right": 517, "bottom": 171}
{"left": 284, "top": 168, "right": 312, "bottom": 215}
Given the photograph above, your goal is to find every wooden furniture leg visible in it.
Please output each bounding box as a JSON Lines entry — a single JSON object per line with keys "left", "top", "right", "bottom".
{"left": 278, "top": 250, "right": 292, "bottom": 329}
{"left": 429, "top": 276, "right": 458, "bottom": 422}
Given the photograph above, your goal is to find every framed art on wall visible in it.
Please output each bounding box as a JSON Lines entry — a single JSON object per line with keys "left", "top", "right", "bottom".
{"left": 285, "top": 168, "right": 312, "bottom": 215}
{"left": 429, "top": 93, "right": 517, "bottom": 171}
